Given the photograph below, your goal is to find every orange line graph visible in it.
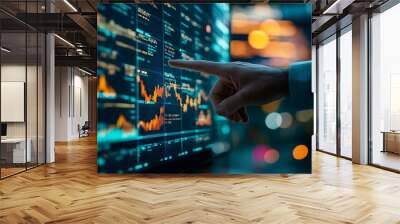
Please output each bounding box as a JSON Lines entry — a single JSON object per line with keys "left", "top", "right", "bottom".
{"left": 138, "top": 76, "right": 209, "bottom": 113}
{"left": 98, "top": 75, "right": 116, "bottom": 97}
{"left": 137, "top": 78, "right": 211, "bottom": 131}
{"left": 116, "top": 114, "right": 135, "bottom": 132}
{"left": 138, "top": 107, "right": 165, "bottom": 131}
{"left": 138, "top": 76, "right": 164, "bottom": 103}
{"left": 196, "top": 110, "right": 212, "bottom": 126}
{"left": 165, "top": 82, "right": 208, "bottom": 112}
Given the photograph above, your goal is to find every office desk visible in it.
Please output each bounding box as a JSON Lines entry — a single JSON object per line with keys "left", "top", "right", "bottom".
{"left": 1, "top": 138, "right": 31, "bottom": 163}
{"left": 382, "top": 131, "right": 400, "bottom": 154}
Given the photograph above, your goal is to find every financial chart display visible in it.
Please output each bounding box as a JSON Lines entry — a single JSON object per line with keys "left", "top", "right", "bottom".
{"left": 97, "top": 3, "right": 231, "bottom": 173}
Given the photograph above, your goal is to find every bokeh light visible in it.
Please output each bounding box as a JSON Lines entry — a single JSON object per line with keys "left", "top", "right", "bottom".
{"left": 206, "top": 24, "right": 211, "bottom": 33}
{"left": 97, "top": 157, "right": 105, "bottom": 166}
{"left": 212, "top": 142, "right": 230, "bottom": 155}
{"left": 228, "top": 4, "right": 311, "bottom": 173}
{"left": 252, "top": 145, "right": 279, "bottom": 164}
{"left": 265, "top": 112, "right": 282, "bottom": 130}
{"left": 261, "top": 20, "right": 297, "bottom": 37}
{"left": 222, "top": 124, "right": 231, "bottom": 135}
{"left": 278, "top": 21, "right": 297, "bottom": 36}
{"left": 264, "top": 148, "right": 279, "bottom": 163}
{"left": 232, "top": 12, "right": 248, "bottom": 20}
{"left": 280, "top": 112, "right": 293, "bottom": 128}
{"left": 231, "top": 40, "right": 250, "bottom": 58}
{"left": 260, "top": 19, "right": 281, "bottom": 36}
{"left": 231, "top": 4, "right": 310, "bottom": 67}
{"left": 231, "top": 19, "right": 259, "bottom": 34}
{"left": 259, "top": 41, "right": 296, "bottom": 59}
{"left": 248, "top": 30, "right": 269, "bottom": 49}
{"left": 252, "top": 144, "right": 268, "bottom": 162}
{"left": 295, "top": 109, "right": 313, "bottom": 123}
{"left": 293, "top": 144, "right": 309, "bottom": 160}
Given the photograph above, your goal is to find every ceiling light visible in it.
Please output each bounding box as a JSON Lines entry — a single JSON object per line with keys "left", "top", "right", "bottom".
{"left": 78, "top": 67, "right": 93, "bottom": 76}
{"left": 54, "top": 34, "right": 75, "bottom": 48}
{"left": 63, "top": 0, "right": 78, "bottom": 12}
{"left": 323, "top": 0, "right": 341, "bottom": 14}
{"left": 76, "top": 48, "right": 85, "bottom": 55}
{"left": 322, "top": 0, "right": 354, "bottom": 15}
{"left": 1, "top": 47, "right": 11, "bottom": 53}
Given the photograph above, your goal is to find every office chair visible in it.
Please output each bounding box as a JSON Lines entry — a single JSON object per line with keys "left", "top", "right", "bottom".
{"left": 78, "top": 121, "right": 90, "bottom": 138}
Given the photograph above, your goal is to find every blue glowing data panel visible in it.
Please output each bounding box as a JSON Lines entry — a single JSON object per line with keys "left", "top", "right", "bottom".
{"left": 97, "top": 3, "right": 230, "bottom": 173}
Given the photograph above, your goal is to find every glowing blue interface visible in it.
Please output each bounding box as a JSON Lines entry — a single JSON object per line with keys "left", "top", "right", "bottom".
{"left": 97, "top": 3, "right": 230, "bottom": 173}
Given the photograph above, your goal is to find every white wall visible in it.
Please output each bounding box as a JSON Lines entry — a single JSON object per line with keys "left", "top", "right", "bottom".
{"left": 1, "top": 65, "right": 40, "bottom": 138}
{"left": 72, "top": 73, "right": 89, "bottom": 138}
{"left": 1, "top": 65, "right": 26, "bottom": 139}
{"left": 1, "top": 64, "right": 46, "bottom": 163}
{"left": 55, "top": 67, "right": 69, "bottom": 141}
{"left": 54, "top": 67, "right": 89, "bottom": 141}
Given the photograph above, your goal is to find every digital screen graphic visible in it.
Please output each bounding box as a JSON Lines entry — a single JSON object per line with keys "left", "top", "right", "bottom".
{"left": 97, "top": 3, "right": 231, "bottom": 173}
{"left": 97, "top": 3, "right": 312, "bottom": 174}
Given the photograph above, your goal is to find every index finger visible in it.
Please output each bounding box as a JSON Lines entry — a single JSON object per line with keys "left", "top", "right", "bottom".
{"left": 168, "top": 59, "right": 231, "bottom": 77}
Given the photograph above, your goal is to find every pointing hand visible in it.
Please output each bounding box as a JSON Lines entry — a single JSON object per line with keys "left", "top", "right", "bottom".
{"left": 168, "top": 60, "right": 289, "bottom": 123}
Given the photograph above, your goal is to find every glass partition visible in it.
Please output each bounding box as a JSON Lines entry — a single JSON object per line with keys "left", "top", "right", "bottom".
{"left": 1, "top": 31, "right": 28, "bottom": 177}
{"left": 317, "top": 35, "right": 337, "bottom": 154}
{"left": 0, "top": 1, "right": 46, "bottom": 179}
{"left": 339, "top": 27, "right": 352, "bottom": 158}
{"left": 371, "top": 3, "right": 400, "bottom": 171}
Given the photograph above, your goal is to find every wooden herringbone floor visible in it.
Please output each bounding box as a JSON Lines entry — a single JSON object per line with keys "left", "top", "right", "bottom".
{"left": 1, "top": 135, "right": 400, "bottom": 224}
